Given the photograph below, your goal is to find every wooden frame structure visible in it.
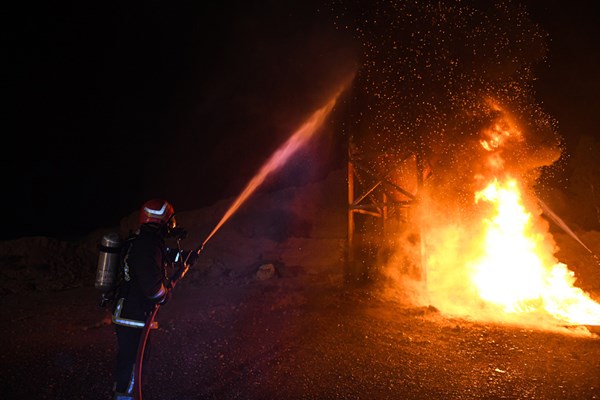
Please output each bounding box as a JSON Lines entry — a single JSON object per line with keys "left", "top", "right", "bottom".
{"left": 346, "top": 141, "right": 429, "bottom": 281}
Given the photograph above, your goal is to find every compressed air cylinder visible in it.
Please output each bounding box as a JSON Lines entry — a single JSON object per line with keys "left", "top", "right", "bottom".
{"left": 95, "top": 232, "right": 122, "bottom": 292}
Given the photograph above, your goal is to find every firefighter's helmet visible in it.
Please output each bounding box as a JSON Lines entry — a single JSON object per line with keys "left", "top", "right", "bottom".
{"left": 139, "top": 199, "right": 176, "bottom": 228}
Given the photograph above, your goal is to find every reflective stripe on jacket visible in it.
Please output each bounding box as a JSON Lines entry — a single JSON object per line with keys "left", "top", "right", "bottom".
{"left": 112, "top": 298, "right": 158, "bottom": 329}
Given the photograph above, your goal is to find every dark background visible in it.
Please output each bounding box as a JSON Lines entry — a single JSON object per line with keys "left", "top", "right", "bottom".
{"left": 528, "top": 0, "right": 600, "bottom": 163}
{"left": 2, "top": 0, "right": 599, "bottom": 240}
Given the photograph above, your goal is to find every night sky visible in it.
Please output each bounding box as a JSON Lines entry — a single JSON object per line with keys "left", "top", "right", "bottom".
{"left": 3, "top": 1, "right": 599, "bottom": 241}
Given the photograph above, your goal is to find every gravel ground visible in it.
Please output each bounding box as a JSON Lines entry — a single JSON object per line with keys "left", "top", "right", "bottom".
{"left": 1, "top": 265, "right": 599, "bottom": 400}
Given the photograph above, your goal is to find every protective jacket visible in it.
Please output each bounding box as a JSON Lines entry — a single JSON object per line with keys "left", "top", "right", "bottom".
{"left": 112, "top": 223, "right": 174, "bottom": 328}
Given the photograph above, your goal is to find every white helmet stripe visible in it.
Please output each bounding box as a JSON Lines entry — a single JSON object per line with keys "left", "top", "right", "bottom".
{"left": 144, "top": 203, "right": 167, "bottom": 216}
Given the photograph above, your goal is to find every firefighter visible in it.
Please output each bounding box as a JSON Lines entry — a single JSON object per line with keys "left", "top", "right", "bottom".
{"left": 111, "top": 199, "right": 197, "bottom": 400}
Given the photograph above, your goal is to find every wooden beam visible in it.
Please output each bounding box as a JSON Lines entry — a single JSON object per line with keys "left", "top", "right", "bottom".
{"left": 347, "top": 161, "right": 355, "bottom": 263}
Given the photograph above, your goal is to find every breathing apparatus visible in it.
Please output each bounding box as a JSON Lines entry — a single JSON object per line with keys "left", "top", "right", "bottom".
{"left": 95, "top": 232, "right": 123, "bottom": 307}
{"left": 95, "top": 199, "right": 182, "bottom": 308}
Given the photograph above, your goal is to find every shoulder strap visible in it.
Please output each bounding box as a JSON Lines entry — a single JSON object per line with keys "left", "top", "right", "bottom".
{"left": 120, "top": 233, "right": 138, "bottom": 282}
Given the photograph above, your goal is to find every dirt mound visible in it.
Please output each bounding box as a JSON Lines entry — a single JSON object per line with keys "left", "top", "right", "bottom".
{"left": 0, "top": 168, "right": 348, "bottom": 296}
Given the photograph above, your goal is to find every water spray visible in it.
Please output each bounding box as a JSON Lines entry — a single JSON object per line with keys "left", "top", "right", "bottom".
{"left": 536, "top": 198, "right": 594, "bottom": 254}
{"left": 185, "top": 82, "right": 350, "bottom": 264}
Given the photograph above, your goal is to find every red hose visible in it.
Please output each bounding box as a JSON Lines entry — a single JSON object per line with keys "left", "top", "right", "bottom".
{"left": 133, "top": 304, "right": 160, "bottom": 400}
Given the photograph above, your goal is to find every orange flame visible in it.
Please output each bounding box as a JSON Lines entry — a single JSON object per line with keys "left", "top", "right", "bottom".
{"left": 412, "top": 100, "right": 600, "bottom": 330}
{"left": 471, "top": 178, "right": 600, "bottom": 325}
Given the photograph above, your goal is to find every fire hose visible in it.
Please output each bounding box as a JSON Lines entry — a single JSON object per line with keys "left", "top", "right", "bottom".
{"left": 132, "top": 209, "right": 228, "bottom": 398}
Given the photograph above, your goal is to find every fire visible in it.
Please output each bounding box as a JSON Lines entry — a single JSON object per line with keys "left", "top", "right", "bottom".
{"left": 471, "top": 178, "right": 600, "bottom": 325}
{"left": 412, "top": 100, "right": 600, "bottom": 329}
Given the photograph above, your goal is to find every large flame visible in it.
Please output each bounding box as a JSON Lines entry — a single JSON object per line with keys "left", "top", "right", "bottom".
{"left": 409, "top": 100, "right": 600, "bottom": 329}
{"left": 471, "top": 178, "right": 600, "bottom": 325}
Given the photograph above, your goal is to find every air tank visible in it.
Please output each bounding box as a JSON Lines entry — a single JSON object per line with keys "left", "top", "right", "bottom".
{"left": 95, "top": 232, "right": 122, "bottom": 292}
